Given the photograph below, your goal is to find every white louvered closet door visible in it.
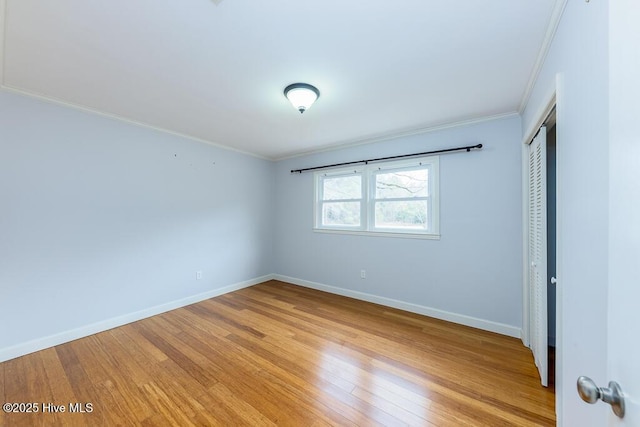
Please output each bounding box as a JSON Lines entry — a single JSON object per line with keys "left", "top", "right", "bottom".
{"left": 528, "top": 126, "right": 548, "bottom": 387}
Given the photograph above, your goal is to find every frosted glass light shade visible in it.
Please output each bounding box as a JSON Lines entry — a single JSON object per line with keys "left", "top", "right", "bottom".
{"left": 284, "top": 83, "right": 320, "bottom": 114}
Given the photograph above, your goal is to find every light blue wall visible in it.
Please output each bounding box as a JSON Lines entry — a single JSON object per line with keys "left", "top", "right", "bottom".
{"left": 0, "top": 91, "right": 274, "bottom": 353}
{"left": 0, "top": 90, "right": 525, "bottom": 359}
{"left": 521, "top": 1, "right": 609, "bottom": 425}
{"left": 274, "top": 115, "right": 523, "bottom": 330}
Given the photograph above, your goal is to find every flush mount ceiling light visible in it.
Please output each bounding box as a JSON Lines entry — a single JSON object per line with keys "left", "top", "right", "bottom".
{"left": 284, "top": 83, "right": 320, "bottom": 114}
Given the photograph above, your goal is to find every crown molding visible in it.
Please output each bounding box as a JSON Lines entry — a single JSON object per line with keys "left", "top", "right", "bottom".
{"left": 518, "top": 0, "right": 568, "bottom": 113}
{"left": 3, "top": 81, "right": 519, "bottom": 163}
{"left": 275, "top": 111, "right": 519, "bottom": 161}
{"left": 0, "top": 84, "right": 271, "bottom": 161}
{"left": 0, "top": 2, "right": 267, "bottom": 161}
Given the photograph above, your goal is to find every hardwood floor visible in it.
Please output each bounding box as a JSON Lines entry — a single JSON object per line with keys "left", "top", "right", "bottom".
{"left": 0, "top": 280, "right": 555, "bottom": 426}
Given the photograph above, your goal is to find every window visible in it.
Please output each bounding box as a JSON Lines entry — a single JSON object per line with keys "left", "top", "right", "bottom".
{"left": 314, "top": 156, "right": 439, "bottom": 238}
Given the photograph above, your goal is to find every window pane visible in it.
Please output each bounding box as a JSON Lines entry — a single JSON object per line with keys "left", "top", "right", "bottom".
{"left": 323, "top": 175, "right": 361, "bottom": 200}
{"left": 375, "top": 200, "right": 428, "bottom": 229}
{"left": 375, "top": 169, "right": 428, "bottom": 199}
{"left": 322, "top": 202, "right": 361, "bottom": 226}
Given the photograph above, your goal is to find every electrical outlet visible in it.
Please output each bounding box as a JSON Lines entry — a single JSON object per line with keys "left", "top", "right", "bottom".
{"left": 196, "top": 271, "right": 202, "bottom": 280}
{"left": 360, "top": 270, "right": 366, "bottom": 279}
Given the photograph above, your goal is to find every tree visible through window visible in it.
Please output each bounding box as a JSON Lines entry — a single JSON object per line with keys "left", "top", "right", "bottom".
{"left": 321, "top": 174, "right": 361, "bottom": 226}
{"left": 314, "top": 157, "right": 439, "bottom": 237}
{"left": 373, "top": 169, "right": 429, "bottom": 230}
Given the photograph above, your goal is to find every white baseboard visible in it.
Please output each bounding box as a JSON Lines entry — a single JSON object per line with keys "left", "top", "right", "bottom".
{"left": 0, "top": 274, "right": 275, "bottom": 363}
{"left": 273, "top": 274, "right": 522, "bottom": 338}
{"left": 1, "top": 273, "right": 522, "bottom": 362}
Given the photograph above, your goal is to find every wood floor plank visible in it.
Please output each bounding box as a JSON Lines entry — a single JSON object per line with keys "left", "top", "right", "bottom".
{"left": 0, "top": 280, "right": 555, "bottom": 426}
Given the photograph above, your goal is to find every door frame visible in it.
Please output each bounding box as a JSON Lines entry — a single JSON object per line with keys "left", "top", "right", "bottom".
{"left": 521, "top": 89, "right": 556, "bottom": 347}
{"left": 521, "top": 82, "right": 562, "bottom": 419}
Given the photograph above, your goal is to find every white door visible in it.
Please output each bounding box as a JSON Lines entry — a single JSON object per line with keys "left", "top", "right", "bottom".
{"left": 605, "top": 0, "right": 640, "bottom": 424}
{"left": 528, "top": 126, "right": 548, "bottom": 386}
{"left": 576, "top": 0, "right": 640, "bottom": 423}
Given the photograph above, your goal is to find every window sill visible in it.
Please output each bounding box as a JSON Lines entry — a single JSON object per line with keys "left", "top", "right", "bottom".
{"left": 313, "top": 228, "right": 440, "bottom": 240}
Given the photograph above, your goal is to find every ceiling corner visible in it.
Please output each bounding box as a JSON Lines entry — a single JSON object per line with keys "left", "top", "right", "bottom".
{"left": 518, "top": 0, "right": 568, "bottom": 114}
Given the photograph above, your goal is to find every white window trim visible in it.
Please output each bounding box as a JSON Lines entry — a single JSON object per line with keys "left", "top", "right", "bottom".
{"left": 314, "top": 168, "right": 365, "bottom": 231}
{"left": 313, "top": 156, "right": 440, "bottom": 239}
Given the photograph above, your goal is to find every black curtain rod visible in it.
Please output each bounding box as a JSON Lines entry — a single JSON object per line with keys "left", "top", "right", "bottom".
{"left": 290, "top": 143, "right": 483, "bottom": 174}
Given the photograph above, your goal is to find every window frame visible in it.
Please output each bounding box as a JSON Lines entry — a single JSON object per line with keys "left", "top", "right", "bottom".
{"left": 313, "top": 156, "right": 440, "bottom": 239}
{"left": 315, "top": 168, "right": 365, "bottom": 231}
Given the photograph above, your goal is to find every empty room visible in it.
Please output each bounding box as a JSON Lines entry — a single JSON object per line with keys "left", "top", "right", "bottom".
{"left": 1, "top": 1, "right": 638, "bottom": 426}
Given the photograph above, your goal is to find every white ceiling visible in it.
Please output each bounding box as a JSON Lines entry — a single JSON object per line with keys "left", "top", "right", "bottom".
{"left": 1, "top": 0, "right": 559, "bottom": 159}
